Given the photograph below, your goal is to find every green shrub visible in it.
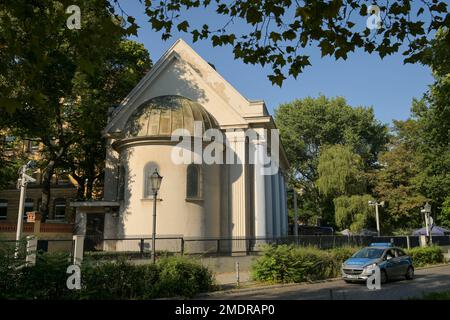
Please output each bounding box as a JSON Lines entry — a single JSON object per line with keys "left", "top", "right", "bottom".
{"left": 406, "top": 246, "right": 444, "bottom": 267}
{"left": 0, "top": 252, "right": 213, "bottom": 299}
{"left": 252, "top": 245, "right": 335, "bottom": 283}
{"left": 251, "top": 245, "right": 360, "bottom": 284}
{"left": 156, "top": 256, "right": 214, "bottom": 298}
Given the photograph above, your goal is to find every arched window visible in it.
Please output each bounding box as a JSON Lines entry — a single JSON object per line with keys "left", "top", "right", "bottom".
{"left": 54, "top": 198, "right": 66, "bottom": 220}
{"left": 0, "top": 200, "right": 7, "bottom": 220}
{"left": 186, "top": 164, "right": 202, "bottom": 200}
{"left": 143, "top": 162, "right": 160, "bottom": 198}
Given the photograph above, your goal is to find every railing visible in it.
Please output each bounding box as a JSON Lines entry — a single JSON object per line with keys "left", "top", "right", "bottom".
{"left": 0, "top": 222, "right": 73, "bottom": 233}
{"left": 0, "top": 238, "right": 74, "bottom": 257}
{"left": 81, "top": 235, "right": 450, "bottom": 259}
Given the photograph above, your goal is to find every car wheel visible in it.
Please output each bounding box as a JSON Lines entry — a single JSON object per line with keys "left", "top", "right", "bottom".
{"left": 405, "top": 266, "right": 414, "bottom": 280}
{"left": 381, "top": 269, "right": 388, "bottom": 284}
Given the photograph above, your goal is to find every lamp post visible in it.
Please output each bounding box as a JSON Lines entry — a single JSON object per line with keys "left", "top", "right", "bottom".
{"left": 150, "top": 169, "right": 163, "bottom": 264}
{"left": 421, "top": 202, "right": 432, "bottom": 245}
{"left": 368, "top": 200, "right": 385, "bottom": 237}
{"left": 16, "top": 161, "right": 36, "bottom": 242}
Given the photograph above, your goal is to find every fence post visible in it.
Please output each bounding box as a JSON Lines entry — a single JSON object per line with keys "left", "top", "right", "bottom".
{"left": 73, "top": 235, "right": 85, "bottom": 265}
{"left": 181, "top": 238, "right": 185, "bottom": 255}
{"left": 235, "top": 261, "right": 240, "bottom": 287}
{"left": 25, "top": 235, "right": 37, "bottom": 266}
{"left": 140, "top": 238, "right": 144, "bottom": 258}
{"left": 217, "top": 239, "right": 220, "bottom": 255}
{"left": 406, "top": 236, "right": 410, "bottom": 249}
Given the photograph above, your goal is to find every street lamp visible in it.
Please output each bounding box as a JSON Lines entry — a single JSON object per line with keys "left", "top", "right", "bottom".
{"left": 368, "top": 200, "right": 385, "bottom": 237}
{"left": 150, "top": 169, "right": 163, "bottom": 264}
{"left": 421, "top": 202, "right": 432, "bottom": 244}
{"left": 16, "top": 161, "right": 36, "bottom": 242}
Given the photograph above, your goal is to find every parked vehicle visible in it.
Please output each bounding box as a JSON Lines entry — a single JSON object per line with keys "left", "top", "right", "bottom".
{"left": 341, "top": 243, "right": 414, "bottom": 283}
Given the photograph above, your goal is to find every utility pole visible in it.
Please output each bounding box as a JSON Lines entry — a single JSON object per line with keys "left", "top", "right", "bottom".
{"left": 293, "top": 191, "right": 298, "bottom": 238}
{"left": 369, "top": 200, "right": 385, "bottom": 237}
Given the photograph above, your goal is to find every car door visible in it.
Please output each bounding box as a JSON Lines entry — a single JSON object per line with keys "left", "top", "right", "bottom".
{"left": 395, "top": 249, "right": 410, "bottom": 276}
{"left": 383, "top": 249, "right": 398, "bottom": 277}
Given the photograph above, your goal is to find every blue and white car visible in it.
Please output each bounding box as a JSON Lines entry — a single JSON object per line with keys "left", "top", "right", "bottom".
{"left": 341, "top": 243, "right": 414, "bottom": 283}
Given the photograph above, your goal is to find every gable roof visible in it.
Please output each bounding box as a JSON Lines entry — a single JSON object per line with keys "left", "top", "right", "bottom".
{"left": 103, "top": 39, "right": 268, "bottom": 135}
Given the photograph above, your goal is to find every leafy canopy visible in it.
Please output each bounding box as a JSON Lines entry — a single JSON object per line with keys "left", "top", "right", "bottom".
{"left": 136, "top": 0, "right": 449, "bottom": 85}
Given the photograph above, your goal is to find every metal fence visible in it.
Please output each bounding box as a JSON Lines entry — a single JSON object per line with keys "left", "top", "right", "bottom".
{"left": 81, "top": 235, "right": 450, "bottom": 259}
{"left": 0, "top": 239, "right": 74, "bottom": 256}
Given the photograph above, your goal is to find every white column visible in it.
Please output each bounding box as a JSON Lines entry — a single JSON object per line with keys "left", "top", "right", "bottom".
{"left": 252, "top": 130, "right": 267, "bottom": 239}
{"left": 264, "top": 174, "right": 273, "bottom": 238}
{"left": 272, "top": 173, "right": 281, "bottom": 237}
{"left": 279, "top": 174, "right": 288, "bottom": 236}
{"left": 225, "top": 130, "right": 249, "bottom": 251}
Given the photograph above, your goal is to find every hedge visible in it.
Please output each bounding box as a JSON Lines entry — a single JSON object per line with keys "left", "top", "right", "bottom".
{"left": 0, "top": 247, "right": 214, "bottom": 299}
{"left": 252, "top": 244, "right": 446, "bottom": 284}
{"left": 406, "top": 246, "right": 444, "bottom": 267}
{"left": 251, "top": 245, "right": 359, "bottom": 283}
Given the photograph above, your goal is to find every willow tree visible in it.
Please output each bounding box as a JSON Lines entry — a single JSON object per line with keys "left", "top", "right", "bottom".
{"left": 317, "top": 144, "right": 374, "bottom": 232}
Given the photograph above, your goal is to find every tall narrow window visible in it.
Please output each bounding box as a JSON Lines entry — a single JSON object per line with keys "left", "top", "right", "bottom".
{"left": 0, "top": 200, "right": 7, "bottom": 220}
{"left": 54, "top": 198, "right": 66, "bottom": 220}
{"left": 117, "top": 165, "right": 126, "bottom": 201}
{"left": 24, "top": 198, "right": 34, "bottom": 219}
{"left": 186, "top": 164, "right": 202, "bottom": 200}
{"left": 143, "top": 162, "right": 159, "bottom": 198}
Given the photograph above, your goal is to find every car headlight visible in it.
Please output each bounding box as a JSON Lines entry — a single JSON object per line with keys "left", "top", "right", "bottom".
{"left": 364, "top": 263, "right": 377, "bottom": 272}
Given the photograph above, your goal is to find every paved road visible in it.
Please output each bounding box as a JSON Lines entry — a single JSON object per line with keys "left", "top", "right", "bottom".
{"left": 203, "top": 265, "right": 450, "bottom": 300}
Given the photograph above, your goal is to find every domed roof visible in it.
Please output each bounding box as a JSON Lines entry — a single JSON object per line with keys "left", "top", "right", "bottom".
{"left": 123, "top": 95, "right": 219, "bottom": 138}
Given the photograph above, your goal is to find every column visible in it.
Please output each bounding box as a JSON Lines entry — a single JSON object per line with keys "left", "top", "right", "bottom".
{"left": 264, "top": 173, "right": 273, "bottom": 238}
{"left": 279, "top": 173, "right": 288, "bottom": 236}
{"left": 225, "top": 130, "right": 249, "bottom": 252}
{"left": 272, "top": 172, "right": 281, "bottom": 237}
{"left": 252, "top": 130, "right": 267, "bottom": 239}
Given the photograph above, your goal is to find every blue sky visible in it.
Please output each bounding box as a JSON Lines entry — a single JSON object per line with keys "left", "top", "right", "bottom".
{"left": 117, "top": 2, "right": 434, "bottom": 125}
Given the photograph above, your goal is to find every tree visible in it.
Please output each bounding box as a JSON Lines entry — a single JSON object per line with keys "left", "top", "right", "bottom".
{"left": 317, "top": 144, "right": 374, "bottom": 232}
{"left": 373, "top": 120, "right": 427, "bottom": 229}
{"left": 135, "top": 0, "right": 449, "bottom": 85}
{"left": 274, "top": 95, "right": 388, "bottom": 225}
{"left": 0, "top": 0, "right": 134, "bottom": 219}
{"left": 65, "top": 40, "right": 152, "bottom": 199}
{"left": 411, "top": 28, "right": 450, "bottom": 226}
{"left": 334, "top": 194, "right": 374, "bottom": 232}
{"left": 317, "top": 144, "right": 366, "bottom": 198}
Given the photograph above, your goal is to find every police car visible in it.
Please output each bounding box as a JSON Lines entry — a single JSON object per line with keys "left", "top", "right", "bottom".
{"left": 341, "top": 243, "right": 414, "bottom": 283}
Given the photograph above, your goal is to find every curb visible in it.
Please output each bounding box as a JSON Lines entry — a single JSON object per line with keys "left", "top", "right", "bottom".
{"left": 196, "top": 277, "right": 342, "bottom": 298}
{"left": 197, "top": 263, "right": 450, "bottom": 298}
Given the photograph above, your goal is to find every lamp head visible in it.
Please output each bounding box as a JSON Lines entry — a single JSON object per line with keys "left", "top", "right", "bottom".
{"left": 150, "top": 169, "right": 163, "bottom": 194}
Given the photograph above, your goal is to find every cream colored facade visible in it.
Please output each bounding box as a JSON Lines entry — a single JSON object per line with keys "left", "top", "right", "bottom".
{"left": 73, "top": 39, "right": 289, "bottom": 247}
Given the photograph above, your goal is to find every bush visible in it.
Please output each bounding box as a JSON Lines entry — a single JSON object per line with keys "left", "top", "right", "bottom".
{"left": 0, "top": 252, "right": 213, "bottom": 299}
{"left": 251, "top": 245, "right": 359, "bottom": 284}
{"left": 406, "top": 246, "right": 444, "bottom": 267}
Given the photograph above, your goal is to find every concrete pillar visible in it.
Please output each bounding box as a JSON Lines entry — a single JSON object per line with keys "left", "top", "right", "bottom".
{"left": 279, "top": 173, "right": 288, "bottom": 236}
{"left": 73, "top": 235, "right": 85, "bottom": 265}
{"left": 225, "top": 130, "right": 249, "bottom": 252}
{"left": 74, "top": 210, "right": 87, "bottom": 235}
{"left": 26, "top": 235, "right": 37, "bottom": 266}
{"left": 272, "top": 173, "right": 281, "bottom": 237}
{"left": 264, "top": 173, "right": 273, "bottom": 238}
{"left": 252, "top": 132, "right": 266, "bottom": 239}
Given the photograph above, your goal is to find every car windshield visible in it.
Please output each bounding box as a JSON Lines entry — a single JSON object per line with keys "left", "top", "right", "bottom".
{"left": 352, "top": 248, "right": 384, "bottom": 259}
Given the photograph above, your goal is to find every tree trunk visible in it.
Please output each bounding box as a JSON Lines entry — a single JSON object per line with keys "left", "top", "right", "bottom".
{"left": 40, "top": 160, "right": 56, "bottom": 222}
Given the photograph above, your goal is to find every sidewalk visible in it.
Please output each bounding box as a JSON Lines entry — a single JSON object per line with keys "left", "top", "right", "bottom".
{"left": 214, "top": 271, "right": 251, "bottom": 286}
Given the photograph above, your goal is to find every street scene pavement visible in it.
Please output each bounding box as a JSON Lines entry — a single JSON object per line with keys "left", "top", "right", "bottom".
{"left": 203, "top": 265, "right": 450, "bottom": 300}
